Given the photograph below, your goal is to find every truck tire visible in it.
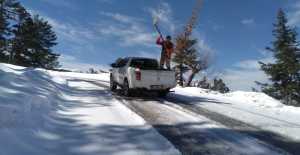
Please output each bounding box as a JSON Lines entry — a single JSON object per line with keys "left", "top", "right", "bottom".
{"left": 123, "top": 79, "right": 132, "bottom": 97}
{"left": 110, "top": 75, "right": 117, "bottom": 91}
{"left": 158, "top": 89, "right": 169, "bottom": 98}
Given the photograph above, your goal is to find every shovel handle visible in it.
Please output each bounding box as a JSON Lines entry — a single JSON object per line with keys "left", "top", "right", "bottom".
{"left": 154, "top": 24, "right": 164, "bottom": 41}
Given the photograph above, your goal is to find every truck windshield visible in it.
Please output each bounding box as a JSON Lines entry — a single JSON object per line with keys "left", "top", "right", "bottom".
{"left": 130, "top": 59, "right": 159, "bottom": 70}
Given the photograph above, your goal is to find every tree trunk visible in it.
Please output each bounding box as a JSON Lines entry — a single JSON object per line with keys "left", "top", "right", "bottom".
{"left": 187, "top": 71, "right": 196, "bottom": 87}
{"left": 179, "top": 63, "right": 184, "bottom": 86}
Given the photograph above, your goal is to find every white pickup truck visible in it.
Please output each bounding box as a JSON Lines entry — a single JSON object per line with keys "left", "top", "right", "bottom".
{"left": 110, "top": 57, "right": 177, "bottom": 97}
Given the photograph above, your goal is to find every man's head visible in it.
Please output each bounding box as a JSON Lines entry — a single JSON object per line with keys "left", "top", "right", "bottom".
{"left": 166, "top": 35, "right": 172, "bottom": 41}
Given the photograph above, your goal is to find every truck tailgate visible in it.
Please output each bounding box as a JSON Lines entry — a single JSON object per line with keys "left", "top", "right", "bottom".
{"left": 157, "top": 71, "right": 176, "bottom": 85}
{"left": 133, "top": 70, "right": 176, "bottom": 89}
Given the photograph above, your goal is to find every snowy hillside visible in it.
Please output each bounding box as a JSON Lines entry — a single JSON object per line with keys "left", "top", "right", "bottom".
{"left": 0, "top": 63, "right": 179, "bottom": 155}
{"left": 171, "top": 87, "right": 300, "bottom": 141}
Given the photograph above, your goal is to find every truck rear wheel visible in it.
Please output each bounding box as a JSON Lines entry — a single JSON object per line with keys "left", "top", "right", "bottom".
{"left": 110, "top": 75, "right": 117, "bottom": 91}
{"left": 123, "top": 79, "right": 132, "bottom": 97}
{"left": 158, "top": 89, "right": 170, "bottom": 98}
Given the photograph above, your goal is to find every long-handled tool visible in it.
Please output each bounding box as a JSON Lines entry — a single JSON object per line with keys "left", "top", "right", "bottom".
{"left": 153, "top": 15, "right": 164, "bottom": 41}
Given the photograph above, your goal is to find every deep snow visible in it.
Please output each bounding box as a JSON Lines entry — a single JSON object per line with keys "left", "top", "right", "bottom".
{"left": 171, "top": 87, "right": 300, "bottom": 141}
{"left": 0, "top": 63, "right": 179, "bottom": 155}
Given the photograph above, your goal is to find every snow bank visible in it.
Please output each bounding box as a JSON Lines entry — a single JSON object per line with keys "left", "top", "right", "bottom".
{"left": 0, "top": 63, "right": 179, "bottom": 155}
{"left": 224, "top": 91, "right": 283, "bottom": 108}
{"left": 173, "top": 87, "right": 299, "bottom": 110}
{"left": 0, "top": 64, "right": 55, "bottom": 129}
{"left": 172, "top": 86, "right": 300, "bottom": 141}
{"left": 49, "top": 70, "right": 110, "bottom": 82}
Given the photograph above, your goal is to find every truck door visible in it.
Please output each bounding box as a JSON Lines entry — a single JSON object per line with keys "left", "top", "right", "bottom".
{"left": 117, "top": 58, "right": 129, "bottom": 85}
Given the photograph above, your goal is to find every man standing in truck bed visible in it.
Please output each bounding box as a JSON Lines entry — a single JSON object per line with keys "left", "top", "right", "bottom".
{"left": 156, "top": 35, "right": 174, "bottom": 70}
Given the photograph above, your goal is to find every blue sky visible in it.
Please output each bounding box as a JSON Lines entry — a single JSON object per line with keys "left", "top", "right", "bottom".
{"left": 20, "top": 0, "right": 300, "bottom": 91}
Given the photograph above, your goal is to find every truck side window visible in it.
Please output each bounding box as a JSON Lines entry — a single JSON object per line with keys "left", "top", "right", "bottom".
{"left": 114, "top": 58, "right": 123, "bottom": 67}
{"left": 118, "top": 58, "right": 129, "bottom": 68}
{"left": 130, "top": 58, "right": 159, "bottom": 70}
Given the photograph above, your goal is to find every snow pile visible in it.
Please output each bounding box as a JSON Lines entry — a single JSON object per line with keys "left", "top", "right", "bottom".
{"left": 0, "top": 64, "right": 56, "bottom": 129}
{"left": 173, "top": 87, "right": 292, "bottom": 109}
{"left": 172, "top": 86, "right": 300, "bottom": 141}
{"left": 224, "top": 91, "right": 284, "bottom": 108}
{"left": 0, "top": 63, "right": 179, "bottom": 155}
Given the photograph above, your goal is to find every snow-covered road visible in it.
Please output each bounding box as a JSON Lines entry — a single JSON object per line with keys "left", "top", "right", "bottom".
{"left": 113, "top": 93, "right": 288, "bottom": 155}
{"left": 0, "top": 63, "right": 179, "bottom": 155}
{"left": 0, "top": 63, "right": 295, "bottom": 155}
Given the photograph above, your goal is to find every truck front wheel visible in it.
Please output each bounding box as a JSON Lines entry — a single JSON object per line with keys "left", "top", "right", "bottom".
{"left": 110, "top": 75, "right": 117, "bottom": 91}
{"left": 123, "top": 79, "right": 132, "bottom": 97}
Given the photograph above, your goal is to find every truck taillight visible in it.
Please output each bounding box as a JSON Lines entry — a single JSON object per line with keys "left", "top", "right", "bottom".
{"left": 135, "top": 68, "right": 141, "bottom": 81}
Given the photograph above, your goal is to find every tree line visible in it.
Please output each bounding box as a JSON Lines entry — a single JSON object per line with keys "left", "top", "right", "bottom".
{"left": 182, "top": 76, "right": 231, "bottom": 94}
{"left": 0, "top": 0, "right": 59, "bottom": 69}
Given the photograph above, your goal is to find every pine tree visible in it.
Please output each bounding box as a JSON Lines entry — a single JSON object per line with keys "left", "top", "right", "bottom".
{"left": 0, "top": 0, "right": 60, "bottom": 68}
{"left": 11, "top": 3, "right": 32, "bottom": 66}
{"left": 12, "top": 14, "right": 59, "bottom": 69}
{"left": 88, "top": 68, "right": 98, "bottom": 74}
{"left": 0, "top": 0, "right": 9, "bottom": 61}
{"left": 185, "top": 39, "right": 211, "bottom": 86}
{"left": 197, "top": 76, "right": 210, "bottom": 89}
{"left": 211, "top": 78, "right": 230, "bottom": 93}
{"left": 0, "top": 0, "right": 20, "bottom": 62}
{"left": 173, "top": 37, "right": 211, "bottom": 87}
{"left": 30, "top": 15, "right": 59, "bottom": 69}
{"left": 173, "top": 38, "right": 193, "bottom": 86}
{"left": 184, "top": 39, "right": 198, "bottom": 86}
{"left": 173, "top": 0, "right": 202, "bottom": 86}
{"left": 258, "top": 9, "right": 300, "bottom": 105}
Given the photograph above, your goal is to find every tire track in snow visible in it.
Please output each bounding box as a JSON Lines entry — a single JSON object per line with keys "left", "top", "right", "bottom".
{"left": 112, "top": 94, "right": 288, "bottom": 155}
{"left": 89, "top": 80, "right": 290, "bottom": 154}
